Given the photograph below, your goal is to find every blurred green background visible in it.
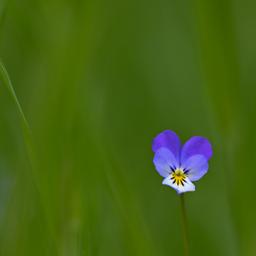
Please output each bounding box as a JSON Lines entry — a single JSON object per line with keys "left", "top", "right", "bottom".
{"left": 0, "top": 0, "right": 254, "bottom": 255}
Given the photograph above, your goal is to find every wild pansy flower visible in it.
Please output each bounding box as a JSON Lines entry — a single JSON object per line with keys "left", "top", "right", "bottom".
{"left": 152, "top": 130, "right": 212, "bottom": 194}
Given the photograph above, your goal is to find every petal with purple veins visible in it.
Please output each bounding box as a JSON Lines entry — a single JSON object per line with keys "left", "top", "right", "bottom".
{"left": 162, "top": 175, "right": 195, "bottom": 194}
{"left": 153, "top": 148, "right": 179, "bottom": 178}
{"left": 181, "top": 154, "right": 209, "bottom": 182}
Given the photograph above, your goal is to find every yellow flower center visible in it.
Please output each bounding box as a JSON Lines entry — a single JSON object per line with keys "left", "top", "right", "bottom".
{"left": 171, "top": 168, "right": 187, "bottom": 186}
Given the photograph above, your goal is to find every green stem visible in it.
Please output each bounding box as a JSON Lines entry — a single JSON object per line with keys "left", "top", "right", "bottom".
{"left": 180, "top": 194, "right": 189, "bottom": 256}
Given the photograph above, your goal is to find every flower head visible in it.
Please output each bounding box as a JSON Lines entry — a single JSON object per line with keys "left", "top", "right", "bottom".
{"left": 152, "top": 130, "right": 212, "bottom": 194}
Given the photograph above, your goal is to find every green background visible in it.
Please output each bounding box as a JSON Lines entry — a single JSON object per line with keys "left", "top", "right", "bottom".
{"left": 0, "top": 0, "right": 254, "bottom": 255}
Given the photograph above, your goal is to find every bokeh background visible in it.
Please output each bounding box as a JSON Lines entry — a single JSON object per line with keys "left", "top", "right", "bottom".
{"left": 0, "top": 0, "right": 255, "bottom": 255}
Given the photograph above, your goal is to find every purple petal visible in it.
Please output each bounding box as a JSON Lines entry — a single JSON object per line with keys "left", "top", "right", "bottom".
{"left": 152, "top": 130, "right": 181, "bottom": 160}
{"left": 181, "top": 155, "right": 208, "bottom": 181}
{"left": 153, "top": 148, "right": 179, "bottom": 178}
{"left": 181, "top": 136, "right": 212, "bottom": 163}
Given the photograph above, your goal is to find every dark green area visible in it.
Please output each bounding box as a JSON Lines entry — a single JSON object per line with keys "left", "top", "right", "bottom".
{"left": 0, "top": 0, "right": 254, "bottom": 255}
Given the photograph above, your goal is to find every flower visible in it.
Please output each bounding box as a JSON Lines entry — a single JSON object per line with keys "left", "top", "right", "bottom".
{"left": 152, "top": 130, "right": 212, "bottom": 194}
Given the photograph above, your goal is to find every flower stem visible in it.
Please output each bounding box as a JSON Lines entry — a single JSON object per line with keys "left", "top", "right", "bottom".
{"left": 180, "top": 194, "right": 189, "bottom": 256}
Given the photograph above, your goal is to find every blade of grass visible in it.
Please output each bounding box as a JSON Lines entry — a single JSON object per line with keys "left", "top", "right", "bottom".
{"left": 0, "top": 60, "right": 58, "bottom": 254}
{"left": 0, "top": 61, "right": 35, "bottom": 168}
{"left": 0, "top": 61, "right": 36, "bottom": 182}
{"left": 0, "top": 61, "right": 30, "bottom": 131}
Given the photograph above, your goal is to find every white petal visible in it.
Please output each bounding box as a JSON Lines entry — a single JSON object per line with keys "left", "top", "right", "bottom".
{"left": 162, "top": 175, "right": 195, "bottom": 194}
